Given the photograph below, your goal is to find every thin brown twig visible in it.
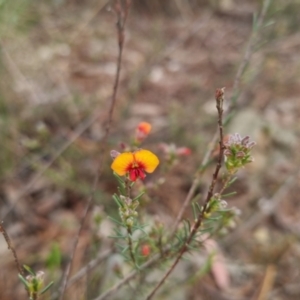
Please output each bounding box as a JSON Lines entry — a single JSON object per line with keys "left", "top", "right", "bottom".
{"left": 170, "top": 131, "right": 218, "bottom": 237}
{"left": 127, "top": 226, "right": 136, "bottom": 264}
{"left": 145, "top": 88, "right": 226, "bottom": 300}
{"left": 170, "top": 0, "right": 272, "bottom": 236}
{"left": 230, "top": 0, "right": 271, "bottom": 108}
{"left": 124, "top": 178, "right": 136, "bottom": 265}
{"left": 0, "top": 222, "right": 30, "bottom": 297}
{"left": 57, "top": 1, "right": 131, "bottom": 299}
{"left": 0, "top": 222, "right": 24, "bottom": 277}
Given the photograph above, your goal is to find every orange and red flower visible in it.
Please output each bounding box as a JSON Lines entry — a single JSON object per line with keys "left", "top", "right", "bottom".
{"left": 111, "top": 149, "right": 159, "bottom": 182}
{"left": 135, "top": 122, "right": 152, "bottom": 143}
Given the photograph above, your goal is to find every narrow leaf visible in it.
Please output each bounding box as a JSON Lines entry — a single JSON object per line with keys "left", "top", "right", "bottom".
{"left": 112, "top": 194, "right": 123, "bottom": 208}
{"left": 40, "top": 281, "right": 54, "bottom": 295}
{"left": 23, "top": 265, "right": 35, "bottom": 276}
{"left": 18, "top": 274, "right": 30, "bottom": 289}
{"left": 222, "top": 191, "right": 237, "bottom": 198}
{"left": 192, "top": 202, "right": 197, "bottom": 220}
{"left": 228, "top": 176, "right": 237, "bottom": 186}
{"left": 108, "top": 216, "right": 124, "bottom": 226}
{"left": 133, "top": 191, "right": 145, "bottom": 201}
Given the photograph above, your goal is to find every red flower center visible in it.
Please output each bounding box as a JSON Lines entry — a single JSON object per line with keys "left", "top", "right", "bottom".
{"left": 127, "top": 159, "right": 146, "bottom": 181}
{"left": 129, "top": 168, "right": 146, "bottom": 181}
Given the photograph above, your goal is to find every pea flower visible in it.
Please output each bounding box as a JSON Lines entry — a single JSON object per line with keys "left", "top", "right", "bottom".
{"left": 111, "top": 149, "right": 159, "bottom": 181}
{"left": 135, "top": 122, "right": 152, "bottom": 143}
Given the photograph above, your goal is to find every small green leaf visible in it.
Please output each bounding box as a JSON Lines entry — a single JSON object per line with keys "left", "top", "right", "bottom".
{"left": 113, "top": 172, "right": 125, "bottom": 183}
{"left": 133, "top": 191, "right": 145, "bottom": 201}
{"left": 199, "top": 226, "right": 214, "bottom": 233}
{"left": 46, "top": 243, "right": 61, "bottom": 270}
{"left": 112, "top": 194, "right": 123, "bottom": 208}
{"left": 186, "top": 244, "right": 199, "bottom": 251}
{"left": 206, "top": 216, "right": 222, "bottom": 221}
{"left": 132, "top": 225, "right": 148, "bottom": 235}
{"left": 40, "top": 281, "right": 54, "bottom": 295}
{"left": 191, "top": 202, "right": 197, "bottom": 220}
{"left": 23, "top": 265, "right": 35, "bottom": 276}
{"left": 222, "top": 191, "right": 237, "bottom": 198}
{"left": 175, "top": 234, "right": 183, "bottom": 243}
{"left": 121, "top": 245, "right": 129, "bottom": 253}
{"left": 263, "top": 20, "right": 275, "bottom": 28}
{"left": 108, "top": 234, "right": 125, "bottom": 239}
{"left": 108, "top": 216, "right": 124, "bottom": 226}
{"left": 228, "top": 176, "right": 237, "bottom": 186}
{"left": 18, "top": 274, "right": 30, "bottom": 289}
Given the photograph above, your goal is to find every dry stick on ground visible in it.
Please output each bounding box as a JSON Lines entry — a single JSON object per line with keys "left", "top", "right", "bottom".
{"left": 170, "top": 0, "right": 272, "bottom": 236}
{"left": 255, "top": 265, "right": 277, "bottom": 300}
{"left": 145, "top": 88, "right": 226, "bottom": 300}
{"left": 57, "top": 1, "right": 132, "bottom": 300}
{"left": 0, "top": 222, "right": 24, "bottom": 276}
{"left": 0, "top": 222, "right": 29, "bottom": 297}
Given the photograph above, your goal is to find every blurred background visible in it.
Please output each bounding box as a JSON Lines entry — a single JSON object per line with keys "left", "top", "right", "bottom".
{"left": 1, "top": 0, "right": 300, "bottom": 299}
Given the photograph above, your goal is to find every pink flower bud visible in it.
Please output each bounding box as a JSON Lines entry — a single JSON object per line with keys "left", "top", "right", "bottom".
{"left": 141, "top": 244, "right": 150, "bottom": 256}
{"left": 110, "top": 150, "right": 121, "bottom": 160}
{"left": 176, "top": 147, "right": 191, "bottom": 156}
{"left": 236, "top": 151, "right": 245, "bottom": 158}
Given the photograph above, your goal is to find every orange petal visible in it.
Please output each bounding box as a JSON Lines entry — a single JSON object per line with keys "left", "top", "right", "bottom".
{"left": 137, "top": 122, "right": 151, "bottom": 135}
{"left": 134, "top": 149, "right": 159, "bottom": 173}
{"left": 111, "top": 152, "right": 134, "bottom": 176}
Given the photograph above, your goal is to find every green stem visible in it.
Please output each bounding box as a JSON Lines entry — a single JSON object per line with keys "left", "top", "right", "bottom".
{"left": 127, "top": 226, "right": 136, "bottom": 265}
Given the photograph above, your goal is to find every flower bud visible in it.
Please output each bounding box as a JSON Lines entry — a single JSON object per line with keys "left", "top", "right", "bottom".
{"left": 110, "top": 150, "right": 120, "bottom": 160}
{"left": 126, "top": 218, "right": 134, "bottom": 227}
{"left": 176, "top": 147, "right": 191, "bottom": 156}
{"left": 141, "top": 244, "right": 150, "bottom": 256}
{"left": 219, "top": 200, "right": 228, "bottom": 209}
{"left": 241, "top": 136, "right": 250, "bottom": 145}
{"left": 224, "top": 149, "right": 233, "bottom": 157}
{"left": 236, "top": 151, "right": 245, "bottom": 158}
